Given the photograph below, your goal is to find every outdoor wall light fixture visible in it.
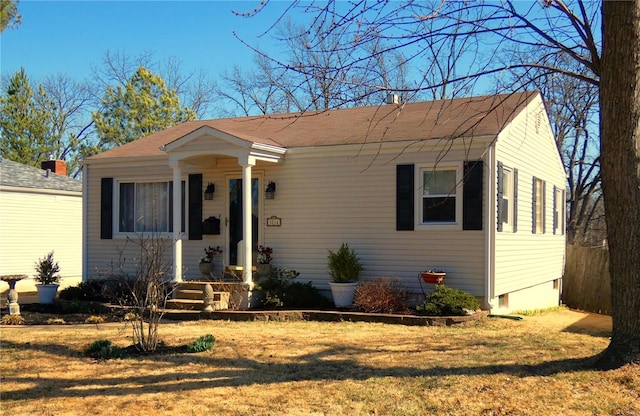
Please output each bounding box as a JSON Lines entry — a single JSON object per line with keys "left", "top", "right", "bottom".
{"left": 265, "top": 181, "right": 276, "bottom": 199}
{"left": 204, "top": 183, "right": 215, "bottom": 200}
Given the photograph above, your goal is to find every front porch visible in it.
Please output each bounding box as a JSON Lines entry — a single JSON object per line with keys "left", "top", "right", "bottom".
{"left": 162, "top": 125, "right": 286, "bottom": 288}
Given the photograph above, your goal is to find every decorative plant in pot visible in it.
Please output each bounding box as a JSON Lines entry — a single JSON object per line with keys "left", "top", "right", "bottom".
{"left": 199, "top": 246, "right": 222, "bottom": 278}
{"left": 327, "top": 242, "right": 363, "bottom": 308}
{"left": 34, "top": 251, "right": 61, "bottom": 304}
{"left": 421, "top": 269, "right": 446, "bottom": 284}
{"left": 255, "top": 245, "right": 273, "bottom": 280}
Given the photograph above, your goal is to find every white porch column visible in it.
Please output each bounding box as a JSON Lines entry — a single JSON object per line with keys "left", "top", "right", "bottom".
{"left": 170, "top": 161, "right": 183, "bottom": 282}
{"left": 241, "top": 157, "right": 255, "bottom": 283}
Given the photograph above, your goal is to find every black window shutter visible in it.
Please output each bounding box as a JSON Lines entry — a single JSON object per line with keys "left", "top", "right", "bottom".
{"left": 396, "top": 164, "right": 414, "bottom": 231}
{"left": 532, "top": 176, "right": 537, "bottom": 234}
{"left": 552, "top": 185, "right": 557, "bottom": 234}
{"left": 463, "top": 160, "right": 483, "bottom": 230}
{"left": 496, "top": 161, "right": 504, "bottom": 232}
{"left": 561, "top": 190, "right": 565, "bottom": 235}
{"left": 513, "top": 168, "right": 518, "bottom": 232}
{"left": 100, "top": 177, "right": 113, "bottom": 239}
{"left": 188, "top": 174, "right": 203, "bottom": 240}
{"left": 542, "top": 180, "right": 546, "bottom": 234}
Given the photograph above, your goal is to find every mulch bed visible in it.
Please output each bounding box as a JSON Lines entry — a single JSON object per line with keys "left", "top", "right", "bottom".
{"left": 2, "top": 301, "right": 128, "bottom": 325}
{"left": 2, "top": 300, "right": 487, "bottom": 327}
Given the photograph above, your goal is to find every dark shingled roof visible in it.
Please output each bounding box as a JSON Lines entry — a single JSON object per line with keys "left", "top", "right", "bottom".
{"left": 87, "top": 92, "right": 537, "bottom": 161}
{"left": 0, "top": 158, "right": 82, "bottom": 193}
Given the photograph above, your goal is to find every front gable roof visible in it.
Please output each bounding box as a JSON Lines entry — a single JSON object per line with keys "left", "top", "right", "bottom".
{"left": 86, "top": 91, "right": 537, "bottom": 162}
{"left": 0, "top": 158, "right": 82, "bottom": 193}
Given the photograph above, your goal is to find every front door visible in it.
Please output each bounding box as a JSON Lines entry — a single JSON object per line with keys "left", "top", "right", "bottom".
{"left": 227, "top": 176, "right": 260, "bottom": 266}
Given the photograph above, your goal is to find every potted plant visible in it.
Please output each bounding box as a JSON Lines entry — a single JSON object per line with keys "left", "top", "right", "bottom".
{"left": 255, "top": 245, "right": 273, "bottom": 280}
{"left": 199, "top": 246, "right": 222, "bottom": 278}
{"left": 34, "top": 251, "right": 61, "bottom": 304}
{"left": 327, "top": 242, "right": 363, "bottom": 308}
{"left": 421, "top": 269, "right": 446, "bottom": 284}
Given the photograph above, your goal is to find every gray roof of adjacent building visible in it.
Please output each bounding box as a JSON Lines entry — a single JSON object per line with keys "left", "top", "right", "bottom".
{"left": 0, "top": 158, "right": 82, "bottom": 193}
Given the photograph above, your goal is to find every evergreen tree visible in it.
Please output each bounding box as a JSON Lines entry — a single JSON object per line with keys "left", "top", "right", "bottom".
{"left": 92, "top": 66, "right": 195, "bottom": 148}
{"left": 0, "top": 68, "right": 57, "bottom": 166}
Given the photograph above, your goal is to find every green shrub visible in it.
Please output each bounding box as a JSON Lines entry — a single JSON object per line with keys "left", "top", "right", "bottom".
{"left": 187, "top": 334, "right": 216, "bottom": 353}
{"left": 85, "top": 339, "right": 127, "bottom": 360}
{"left": 416, "top": 285, "right": 480, "bottom": 316}
{"left": 59, "top": 282, "right": 104, "bottom": 301}
{"left": 255, "top": 268, "right": 329, "bottom": 309}
{"left": 327, "top": 243, "right": 363, "bottom": 283}
{"left": 281, "top": 281, "right": 332, "bottom": 309}
{"left": 353, "top": 278, "right": 410, "bottom": 314}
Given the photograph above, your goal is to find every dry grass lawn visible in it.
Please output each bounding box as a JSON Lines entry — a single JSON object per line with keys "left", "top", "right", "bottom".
{"left": 1, "top": 309, "right": 638, "bottom": 416}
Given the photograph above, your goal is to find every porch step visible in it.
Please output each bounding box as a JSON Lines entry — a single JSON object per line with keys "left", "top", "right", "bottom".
{"left": 168, "top": 282, "right": 232, "bottom": 311}
{"left": 175, "top": 289, "right": 203, "bottom": 300}
{"left": 165, "top": 298, "right": 204, "bottom": 310}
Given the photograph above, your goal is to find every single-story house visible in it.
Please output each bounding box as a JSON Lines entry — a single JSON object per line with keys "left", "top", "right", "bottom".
{"left": 82, "top": 91, "right": 566, "bottom": 313}
{"left": 0, "top": 158, "right": 83, "bottom": 293}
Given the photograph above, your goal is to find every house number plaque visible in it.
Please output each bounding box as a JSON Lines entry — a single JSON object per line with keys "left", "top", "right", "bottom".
{"left": 267, "top": 216, "right": 282, "bottom": 227}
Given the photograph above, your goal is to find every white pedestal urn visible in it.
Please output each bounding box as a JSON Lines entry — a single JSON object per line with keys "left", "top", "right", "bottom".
{"left": 1, "top": 274, "right": 27, "bottom": 315}
{"left": 36, "top": 284, "right": 60, "bottom": 304}
{"left": 328, "top": 281, "right": 358, "bottom": 308}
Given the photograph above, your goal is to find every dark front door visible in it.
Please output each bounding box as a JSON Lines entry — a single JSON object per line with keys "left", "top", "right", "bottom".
{"left": 228, "top": 177, "right": 259, "bottom": 265}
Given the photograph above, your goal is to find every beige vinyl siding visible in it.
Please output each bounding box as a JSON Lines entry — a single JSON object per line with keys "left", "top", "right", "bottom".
{"left": 257, "top": 146, "right": 487, "bottom": 295}
{"left": 85, "top": 144, "right": 488, "bottom": 296}
{"left": 0, "top": 189, "right": 82, "bottom": 292}
{"left": 493, "top": 95, "right": 566, "bottom": 297}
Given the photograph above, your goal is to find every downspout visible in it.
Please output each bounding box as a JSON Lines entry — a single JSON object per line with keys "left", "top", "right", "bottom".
{"left": 82, "top": 164, "right": 88, "bottom": 283}
{"left": 484, "top": 143, "right": 496, "bottom": 310}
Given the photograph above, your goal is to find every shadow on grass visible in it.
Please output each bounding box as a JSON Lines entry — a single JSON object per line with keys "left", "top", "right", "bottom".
{"left": 562, "top": 314, "right": 612, "bottom": 338}
{"left": 1, "top": 339, "right": 601, "bottom": 401}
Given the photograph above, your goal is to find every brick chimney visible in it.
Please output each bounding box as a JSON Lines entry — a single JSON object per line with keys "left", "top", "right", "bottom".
{"left": 41, "top": 159, "right": 67, "bottom": 176}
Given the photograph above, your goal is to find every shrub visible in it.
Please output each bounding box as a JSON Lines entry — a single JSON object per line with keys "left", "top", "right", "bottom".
{"left": 187, "top": 334, "right": 215, "bottom": 353}
{"left": 59, "top": 282, "right": 105, "bottom": 302}
{"left": 281, "top": 281, "right": 332, "bottom": 309}
{"left": 1, "top": 315, "right": 25, "bottom": 325}
{"left": 353, "top": 278, "right": 410, "bottom": 314}
{"left": 85, "top": 339, "right": 127, "bottom": 360}
{"left": 416, "top": 285, "right": 480, "bottom": 316}
{"left": 327, "top": 243, "right": 363, "bottom": 283}
{"left": 255, "top": 268, "right": 329, "bottom": 309}
{"left": 85, "top": 315, "right": 105, "bottom": 324}
{"left": 34, "top": 251, "right": 61, "bottom": 285}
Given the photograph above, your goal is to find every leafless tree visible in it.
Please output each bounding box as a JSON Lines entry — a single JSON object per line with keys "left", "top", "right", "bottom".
{"left": 90, "top": 50, "right": 218, "bottom": 118}
{"left": 41, "top": 74, "right": 97, "bottom": 177}
{"left": 221, "top": 16, "right": 412, "bottom": 116}
{"left": 502, "top": 53, "right": 602, "bottom": 244}
{"left": 111, "top": 234, "right": 175, "bottom": 352}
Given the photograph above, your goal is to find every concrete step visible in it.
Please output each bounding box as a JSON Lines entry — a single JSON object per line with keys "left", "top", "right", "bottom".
{"left": 175, "top": 289, "right": 203, "bottom": 300}
{"left": 165, "top": 299, "right": 204, "bottom": 310}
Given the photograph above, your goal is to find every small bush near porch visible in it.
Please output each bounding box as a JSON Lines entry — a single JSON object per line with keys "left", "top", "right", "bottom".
{"left": 1, "top": 310, "right": 637, "bottom": 416}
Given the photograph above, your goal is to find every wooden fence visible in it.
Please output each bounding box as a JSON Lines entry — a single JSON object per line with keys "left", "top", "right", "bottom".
{"left": 562, "top": 244, "right": 611, "bottom": 315}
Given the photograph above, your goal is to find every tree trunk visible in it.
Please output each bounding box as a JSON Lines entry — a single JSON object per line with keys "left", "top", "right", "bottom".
{"left": 597, "top": 0, "right": 640, "bottom": 369}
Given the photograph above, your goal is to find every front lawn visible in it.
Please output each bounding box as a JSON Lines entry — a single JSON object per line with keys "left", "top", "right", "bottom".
{"left": 0, "top": 310, "right": 637, "bottom": 416}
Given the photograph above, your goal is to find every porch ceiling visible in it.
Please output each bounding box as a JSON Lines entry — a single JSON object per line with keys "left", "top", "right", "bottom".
{"left": 162, "top": 125, "right": 286, "bottom": 164}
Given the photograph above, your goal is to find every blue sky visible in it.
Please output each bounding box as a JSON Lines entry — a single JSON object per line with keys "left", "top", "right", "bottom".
{"left": 1, "top": 0, "right": 291, "bottom": 82}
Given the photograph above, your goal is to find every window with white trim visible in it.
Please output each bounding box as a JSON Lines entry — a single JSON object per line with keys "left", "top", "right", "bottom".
{"left": 118, "top": 181, "right": 185, "bottom": 233}
{"left": 420, "top": 165, "right": 461, "bottom": 226}
{"left": 500, "top": 167, "right": 514, "bottom": 231}
{"left": 533, "top": 177, "right": 545, "bottom": 234}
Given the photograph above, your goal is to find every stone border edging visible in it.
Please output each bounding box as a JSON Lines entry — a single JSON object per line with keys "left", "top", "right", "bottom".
{"left": 195, "top": 310, "right": 489, "bottom": 326}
